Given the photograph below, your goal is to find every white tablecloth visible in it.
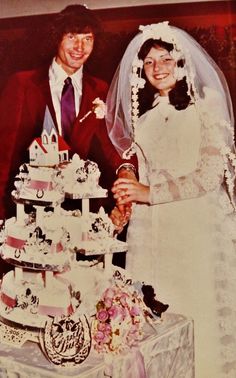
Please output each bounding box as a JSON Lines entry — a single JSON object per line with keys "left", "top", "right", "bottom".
{"left": 0, "top": 313, "right": 194, "bottom": 378}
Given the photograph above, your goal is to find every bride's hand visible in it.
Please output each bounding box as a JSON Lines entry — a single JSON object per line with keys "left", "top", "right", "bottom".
{"left": 112, "top": 178, "right": 150, "bottom": 204}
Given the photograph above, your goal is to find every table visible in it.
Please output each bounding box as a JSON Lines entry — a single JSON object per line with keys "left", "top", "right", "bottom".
{"left": 0, "top": 313, "right": 194, "bottom": 378}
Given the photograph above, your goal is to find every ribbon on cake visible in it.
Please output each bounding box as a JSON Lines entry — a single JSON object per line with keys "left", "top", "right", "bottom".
{"left": 1, "top": 292, "right": 17, "bottom": 307}
{"left": 6, "top": 236, "right": 63, "bottom": 254}
{"left": 38, "top": 303, "right": 74, "bottom": 317}
{"left": 26, "top": 180, "right": 54, "bottom": 190}
{"left": 1, "top": 291, "right": 73, "bottom": 317}
{"left": 6, "top": 235, "right": 26, "bottom": 249}
{"left": 50, "top": 242, "right": 63, "bottom": 253}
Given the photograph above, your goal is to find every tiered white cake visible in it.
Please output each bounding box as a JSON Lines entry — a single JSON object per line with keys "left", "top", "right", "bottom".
{"left": 0, "top": 110, "right": 127, "bottom": 350}
{"left": 0, "top": 110, "right": 168, "bottom": 367}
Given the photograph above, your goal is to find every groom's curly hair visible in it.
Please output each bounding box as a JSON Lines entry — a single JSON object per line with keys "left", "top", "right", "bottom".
{"left": 51, "top": 5, "right": 101, "bottom": 48}
{"left": 137, "top": 38, "right": 192, "bottom": 115}
{"left": 40, "top": 5, "right": 103, "bottom": 64}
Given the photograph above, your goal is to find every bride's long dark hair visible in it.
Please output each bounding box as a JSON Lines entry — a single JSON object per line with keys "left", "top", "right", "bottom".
{"left": 137, "top": 38, "right": 192, "bottom": 116}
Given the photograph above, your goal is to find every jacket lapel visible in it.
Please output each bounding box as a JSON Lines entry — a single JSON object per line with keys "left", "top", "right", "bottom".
{"left": 78, "top": 73, "right": 95, "bottom": 121}
{"left": 70, "top": 73, "right": 97, "bottom": 158}
{"left": 35, "top": 66, "right": 59, "bottom": 131}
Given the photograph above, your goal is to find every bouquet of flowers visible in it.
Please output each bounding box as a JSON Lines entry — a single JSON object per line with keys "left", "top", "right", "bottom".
{"left": 92, "top": 273, "right": 148, "bottom": 355}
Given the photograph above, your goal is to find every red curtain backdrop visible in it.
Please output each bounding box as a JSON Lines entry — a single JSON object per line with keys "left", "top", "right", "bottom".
{"left": 0, "top": 1, "right": 235, "bottom": 111}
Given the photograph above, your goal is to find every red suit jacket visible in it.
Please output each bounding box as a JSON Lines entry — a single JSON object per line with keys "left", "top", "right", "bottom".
{"left": 0, "top": 66, "right": 134, "bottom": 219}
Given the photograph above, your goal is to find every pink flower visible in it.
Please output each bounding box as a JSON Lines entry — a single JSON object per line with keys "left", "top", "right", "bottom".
{"left": 119, "top": 293, "right": 129, "bottom": 307}
{"left": 104, "top": 297, "right": 113, "bottom": 308}
{"left": 92, "top": 282, "right": 147, "bottom": 355}
{"left": 105, "top": 323, "right": 112, "bottom": 334}
{"left": 108, "top": 305, "right": 119, "bottom": 320}
{"left": 94, "top": 330, "right": 106, "bottom": 342}
{"left": 123, "top": 307, "right": 130, "bottom": 319}
{"left": 130, "top": 305, "right": 141, "bottom": 317}
{"left": 98, "top": 322, "right": 107, "bottom": 332}
{"left": 103, "top": 288, "right": 116, "bottom": 299}
{"left": 94, "top": 330, "right": 111, "bottom": 344}
{"left": 97, "top": 309, "right": 109, "bottom": 322}
{"left": 97, "top": 322, "right": 112, "bottom": 336}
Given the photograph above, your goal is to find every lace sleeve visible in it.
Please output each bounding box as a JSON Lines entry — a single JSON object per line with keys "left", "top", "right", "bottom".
{"left": 149, "top": 147, "right": 224, "bottom": 205}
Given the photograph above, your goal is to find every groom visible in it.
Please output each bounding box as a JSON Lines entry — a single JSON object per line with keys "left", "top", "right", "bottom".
{"left": 0, "top": 5, "right": 136, "bottom": 273}
{"left": 0, "top": 4, "right": 136, "bottom": 220}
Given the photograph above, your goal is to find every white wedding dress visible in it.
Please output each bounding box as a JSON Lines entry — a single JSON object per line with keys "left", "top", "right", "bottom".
{"left": 126, "top": 91, "right": 236, "bottom": 378}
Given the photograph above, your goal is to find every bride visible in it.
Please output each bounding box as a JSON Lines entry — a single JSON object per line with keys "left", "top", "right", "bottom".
{"left": 107, "top": 22, "right": 236, "bottom": 378}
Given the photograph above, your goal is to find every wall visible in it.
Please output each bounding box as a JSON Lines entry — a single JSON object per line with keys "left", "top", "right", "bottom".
{"left": 0, "top": 0, "right": 223, "bottom": 18}
{"left": 0, "top": 1, "right": 235, "bottom": 112}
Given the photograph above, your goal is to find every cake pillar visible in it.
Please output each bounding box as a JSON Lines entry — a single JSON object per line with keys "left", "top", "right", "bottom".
{"left": 104, "top": 253, "right": 113, "bottom": 273}
{"left": 45, "top": 271, "right": 54, "bottom": 288}
{"left": 15, "top": 267, "right": 23, "bottom": 282}
{"left": 16, "top": 203, "right": 25, "bottom": 224}
{"left": 35, "top": 206, "right": 44, "bottom": 227}
{"left": 82, "top": 199, "right": 89, "bottom": 215}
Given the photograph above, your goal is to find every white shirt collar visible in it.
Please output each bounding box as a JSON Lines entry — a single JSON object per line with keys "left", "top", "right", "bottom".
{"left": 49, "top": 58, "right": 83, "bottom": 94}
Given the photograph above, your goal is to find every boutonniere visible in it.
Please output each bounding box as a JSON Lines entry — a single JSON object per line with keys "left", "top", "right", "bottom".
{"left": 79, "top": 98, "right": 107, "bottom": 123}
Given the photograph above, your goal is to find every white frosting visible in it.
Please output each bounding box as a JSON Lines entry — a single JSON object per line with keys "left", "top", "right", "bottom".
{"left": 0, "top": 144, "right": 128, "bottom": 332}
{"left": 1, "top": 215, "right": 71, "bottom": 271}
{"left": 60, "top": 154, "right": 107, "bottom": 198}
{"left": 13, "top": 164, "right": 64, "bottom": 204}
{"left": 12, "top": 154, "right": 108, "bottom": 203}
{"left": 0, "top": 270, "right": 75, "bottom": 327}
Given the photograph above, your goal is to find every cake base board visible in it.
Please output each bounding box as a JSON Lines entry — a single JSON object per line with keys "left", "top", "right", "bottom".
{"left": 2, "top": 257, "right": 70, "bottom": 272}
{"left": 65, "top": 192, "right": 107, "bottom": 199}
{"left": 0, "top": 316, "right": 39, "bottom": 347}
{"left": 72, "top": 240, "right": 128, "bottom": 256}
{"left": 0, "top": 304, "right": 47, "bottom": 331}
{"left": 11, "top": 194, "right": 64, "bottom": 207}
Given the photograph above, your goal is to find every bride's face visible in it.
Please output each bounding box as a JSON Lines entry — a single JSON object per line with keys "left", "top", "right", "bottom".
{"left": 143, "top": 46, "right": 177, "bottom": 96}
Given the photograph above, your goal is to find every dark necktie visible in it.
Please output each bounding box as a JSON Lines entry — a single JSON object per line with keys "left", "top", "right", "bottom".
{"left": 61, "top": 77, "right": 76, "bottom": 143}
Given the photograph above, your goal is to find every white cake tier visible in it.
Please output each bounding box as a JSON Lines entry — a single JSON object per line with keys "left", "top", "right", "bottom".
{"left": 43, "top": 207, "right": 127, "bottom": 255}
{"left": 1, "top": 218, "right": 71, "bottom": 272}
{"left": 0, "top": 261, "right": 114, "bottom": 329}
{"left": 12, "top": 164, "right": 64, "bottom": 205}
{"left": 55, "top": 261, "right": 117, "bottom": 316}
{"left": 60, "top": 154, "right": 107, "bottom": 199}
{"left": 74, "top": 238, "right": 128, "bottom": 255}
{"left": 0, "top": 270, "right": 76, "bottom": 328}
{"left": 65, "top": 187, "right": 107, "bottom": 199}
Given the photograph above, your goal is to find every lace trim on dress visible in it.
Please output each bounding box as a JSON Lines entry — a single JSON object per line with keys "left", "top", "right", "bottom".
{"left": 149, "top": 150, "right": 224, "bottom": 205}
{"left": 149, "top": 91, "right": 236, "bottom": 213}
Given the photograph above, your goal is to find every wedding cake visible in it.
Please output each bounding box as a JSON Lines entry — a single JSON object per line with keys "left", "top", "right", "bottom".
{"left": 0, "top": 109, "right": 168, "bottom": 367}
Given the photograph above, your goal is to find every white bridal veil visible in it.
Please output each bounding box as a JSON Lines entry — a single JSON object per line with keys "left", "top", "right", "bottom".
{"left": 105, "top": 21, "right": 236, "bottom": 206}
{"left": 105, "top": 22, "right": 234, "bottom": 158}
